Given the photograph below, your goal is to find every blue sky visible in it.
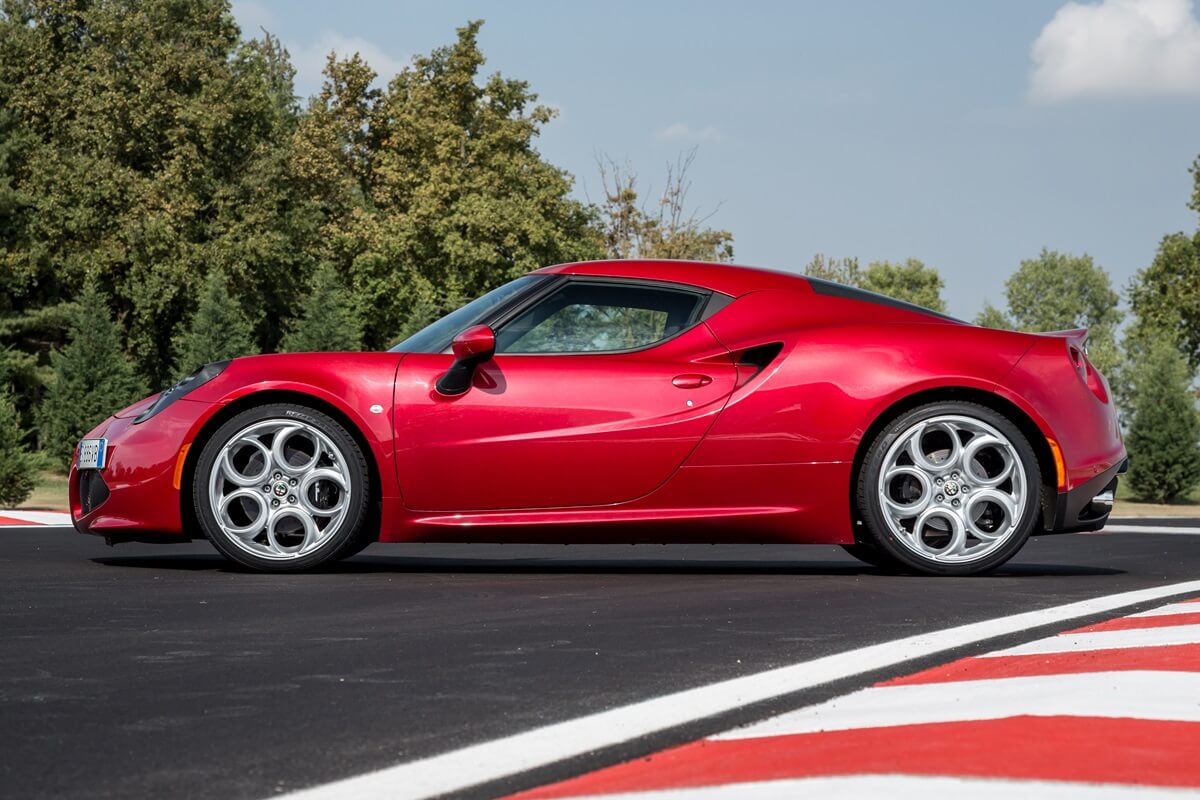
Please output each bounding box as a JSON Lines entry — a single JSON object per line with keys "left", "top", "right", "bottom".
{"left": 233, "top": 0, "right": 1200, "bottom": 319}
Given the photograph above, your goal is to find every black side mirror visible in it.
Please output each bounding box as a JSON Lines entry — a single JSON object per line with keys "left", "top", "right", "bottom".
{"left": 436, "top": 325, "right": 496, "bottom": 396}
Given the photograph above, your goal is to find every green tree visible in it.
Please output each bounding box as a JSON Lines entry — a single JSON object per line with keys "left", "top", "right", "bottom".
{"left": 173, "top": 270, "right": 256, "bottom": 376}
{"left": 280, "top": 265, "right": 364, "bottom": 352}
{"left": 0, "top": 347, "right": 38, "bottom": 506}
{"left": 39, "top": 283, "right": 146, "bottom": 465}
{"left": 803, "top": 254, "right": 861, "bottom": 286}
{"left": 0, "top": 389, "right": 37, "bottom": 507}
{"left": 993, "top": 249, "right": 1122, "bottom": 376}
{"left": 293, "top": 21, "right": 603, "bottom": 348}
{"left": 1124, "top": 333, "right": 1200, "bottom": 503}
{"left": 974, "top": 303, "right": 1012, "bottom": 329}
{"left": 1128, "top": 232, "right": 1200, "bottom": 372}
{"left": 595, "top": 150, "right": 733, "bottom": 263}
{"left": 0, "top": 0, "right": 317, "bottom": 386}
{"left": 859, "top": 259, "right": 946, "bottom": 311}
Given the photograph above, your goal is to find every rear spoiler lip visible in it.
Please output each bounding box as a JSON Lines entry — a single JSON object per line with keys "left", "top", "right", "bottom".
{"left": 1039, "top": 327, "right": 1090, "bottom": 349}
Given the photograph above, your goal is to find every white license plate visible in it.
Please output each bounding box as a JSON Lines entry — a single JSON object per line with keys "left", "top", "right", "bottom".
{"left": 77, "top": 438, "right": 107, "bottom": 470}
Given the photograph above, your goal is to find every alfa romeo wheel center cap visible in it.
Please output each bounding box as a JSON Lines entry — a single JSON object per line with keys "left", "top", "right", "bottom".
{"left": 943, "top": 481, "right": 960, "bottom": 497}
{"left": 273, "top": 481, "right": 289, "bottom": 497}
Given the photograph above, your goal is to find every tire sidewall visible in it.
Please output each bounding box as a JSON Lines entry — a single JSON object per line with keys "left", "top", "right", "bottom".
{"left": 194, "top": 403, "right": 370, "bottom": 572}
{"left": 858, "top": 401, "right": 1042, "bottom": 576}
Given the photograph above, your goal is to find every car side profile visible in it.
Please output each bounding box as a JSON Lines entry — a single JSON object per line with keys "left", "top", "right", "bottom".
{"left": 70, "top": 260, "right": 1127, "bottom": 575}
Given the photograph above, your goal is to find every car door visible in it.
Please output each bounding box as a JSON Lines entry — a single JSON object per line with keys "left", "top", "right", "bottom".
{"left": 392, "top": 278, "right": 737, "bottom": 511}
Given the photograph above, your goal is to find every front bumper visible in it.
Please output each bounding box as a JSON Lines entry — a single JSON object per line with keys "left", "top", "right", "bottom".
{"left": 1044, "top": 457, "right": 1128, "bottom": 534}
{"left": 70, "top": 398, "right": 216, "bottom": 543}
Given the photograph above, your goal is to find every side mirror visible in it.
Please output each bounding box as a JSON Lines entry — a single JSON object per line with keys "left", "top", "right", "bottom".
{"left": 436, "top": 325, "right": 496, "bottom": 396}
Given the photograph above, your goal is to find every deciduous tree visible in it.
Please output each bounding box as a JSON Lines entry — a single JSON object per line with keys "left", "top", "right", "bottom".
{"left": 595, "top": 150, "right": 733, "bottom": 263}
{"left": 294, "top": 21, "right": 603, "bottom": 348}
{"left": 860, "top": 259, "right": 946, "bottom": 311}
{"left": 993, "top": 249, "right": 1122, "bottom": 376}
{"left": 1128, "top": 232, "right": 1200, "bottom": 372}
{"left": 0, "top": 0, "right": 317, "bottom": 385}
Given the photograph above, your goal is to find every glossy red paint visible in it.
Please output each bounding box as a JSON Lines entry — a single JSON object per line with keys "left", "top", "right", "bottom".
{"left": 69, "top": 259, "right": 1125, "bottom": 549}
{"left": 450, "top": 324, "right": 496, "bottom": 360}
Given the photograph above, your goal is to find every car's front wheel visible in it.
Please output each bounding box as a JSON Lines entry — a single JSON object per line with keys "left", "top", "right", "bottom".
{"left": 194, "top": 403, "right": 373, "bottom": 572}
{"left": 856, "top": 401, "right": 1042, "bottom": 576}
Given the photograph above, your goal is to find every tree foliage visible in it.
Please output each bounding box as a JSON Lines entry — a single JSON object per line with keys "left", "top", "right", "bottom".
{"left": 802, "top": 254, "right": 861, "bottom": 286}
{"left": 974, "top": 303, "right": 1012, "bottom": 330}
{"left": 984, "top": 249, "right": 1122, "bottom": 376}
{"left": 802, "top": 254, "right": 946, "bottom": 311}
{"left": 0, "top": 388, "right": 37, "bottom": 506}
{"left": 0, "top": 0, "right": 317, "bottom": 386}
{"left": 38, "top": 283, "right": 146, "bottom": 465}
{"left": 595, "top": 150, "right": 734, "bottom": 263}
{"left": 292, "top": 21, "right": 603, "bottom": 347}
{"left": 173, "top": 270, "right": 257, "bottom": 376}
{"left": 1124, "top": 333, "right": 1200, "bottom": 503}
{"left": 859, "top": 259, "right": 946, "bottom": 311}
{"left": 280, "top": 265, "right": 364, "bottom": 352}
{"left": 0, "top": 347, "right": 38, "bottom": 506}
{"left": 1128, "top": 232, "right": 1200, "bottom": 372}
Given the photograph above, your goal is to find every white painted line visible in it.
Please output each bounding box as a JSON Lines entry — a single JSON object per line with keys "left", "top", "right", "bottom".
{"left": 278, "top": 580, "right": 1200, "bottom": 800}
{"left": 555, "top": 774, "right": 1197, "bottom": 800}
{"left": 1131, "top": 601, "right": 1200, "bottom": 618}
{"left": 1101, "top": 525, "right": 1200, "bottom": 535}
{"left": 0, "top": 510, "right": 72, "bottom": 525}
{"left": 988, "top": 624, "right": 1200, "bottom": 657}
{"left": 712, "top": 670, "right": 1200, "bottom": 739}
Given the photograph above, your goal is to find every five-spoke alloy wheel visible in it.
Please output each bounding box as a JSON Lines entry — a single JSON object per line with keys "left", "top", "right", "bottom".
{"left": 853, "top": 401, "right": 1042, "bottom": 575}
{"left": 194, "top": 403, "right": 373, "bottom": 572}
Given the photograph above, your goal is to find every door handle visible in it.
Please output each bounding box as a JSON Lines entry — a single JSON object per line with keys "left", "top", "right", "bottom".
{"left": 672, "top": 374, "right": 713, "bottom": 389}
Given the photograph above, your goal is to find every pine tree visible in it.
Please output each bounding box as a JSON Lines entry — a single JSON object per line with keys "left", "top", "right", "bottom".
{"left": 1125, "top": 334, "right": 1200, "bottom": 504}
{"left": 279, "top": 265, "right": 364, "bottom": 352}
{"left": 172, "top": 270, "right": 256, "bottom": 376}
{"left": 39, "top": 284, "right": 147, "bottom": 466}
{"left": 0, "top": 348, "right": 38, "bottom": 507}
{"left": 0, "top": 391, "right": 37, "bottom": 507}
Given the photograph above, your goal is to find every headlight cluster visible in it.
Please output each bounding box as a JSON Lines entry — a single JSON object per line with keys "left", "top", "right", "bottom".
{"left": 132, "top": 360, "right": 229, "bottom": 424}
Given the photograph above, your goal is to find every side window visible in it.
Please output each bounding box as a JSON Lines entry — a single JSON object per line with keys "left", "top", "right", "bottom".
{"left": 495, "top": 282, "right": 706, "bottom": 354}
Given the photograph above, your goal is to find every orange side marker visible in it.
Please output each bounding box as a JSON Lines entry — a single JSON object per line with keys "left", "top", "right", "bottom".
{"left": 172, "top": 444, "right": 191, "bottom": 490}
{"left": 1047, "top": 438, "right": 1066, "bottom": 490}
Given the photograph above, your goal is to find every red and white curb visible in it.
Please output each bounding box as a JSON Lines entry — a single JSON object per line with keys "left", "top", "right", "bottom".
{"left": 278, "top": 581, "right": 1200, "bottom": 800}
{"left": 0, "top": 510, "right": 71, "bottom": 527}
{"left": 509, "top": 596, "right": 1200, "bottom": 799}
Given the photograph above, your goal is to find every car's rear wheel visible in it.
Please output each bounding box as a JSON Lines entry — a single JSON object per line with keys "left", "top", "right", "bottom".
{"left": 856, "top": 401, "right": 1042, "bottom": 576}
{"left": 194, "top": 403, "right": 373, "bottom": 572}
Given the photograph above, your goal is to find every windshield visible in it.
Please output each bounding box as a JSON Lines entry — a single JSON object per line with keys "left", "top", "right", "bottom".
{"left": 389, "top": 276, "right": 546, "bottom": 353}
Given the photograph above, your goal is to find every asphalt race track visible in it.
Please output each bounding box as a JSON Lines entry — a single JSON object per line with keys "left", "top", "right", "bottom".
{"left": 2, "top": 521, "right": 1199, "bottom": 799}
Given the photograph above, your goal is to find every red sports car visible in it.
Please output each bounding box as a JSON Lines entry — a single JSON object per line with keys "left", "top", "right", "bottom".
{"left": 69, "top": 260, "right": 1126, "bottom": 575}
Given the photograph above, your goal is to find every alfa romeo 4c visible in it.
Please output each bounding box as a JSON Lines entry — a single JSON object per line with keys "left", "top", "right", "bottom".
{"left": 70, "top": 260, "right": 1126, "bottom": 575}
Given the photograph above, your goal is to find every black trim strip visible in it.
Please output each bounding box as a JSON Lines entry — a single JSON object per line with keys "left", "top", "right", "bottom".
{"left": 806, "top": 277, "right": 963, "bottom": 323}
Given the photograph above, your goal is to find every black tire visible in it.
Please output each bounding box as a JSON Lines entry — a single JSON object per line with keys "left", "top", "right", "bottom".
{"left": 856, "top": 400, "right": 1042, "bottom": 576}
{"left": 193, "top": 402, "right": 374, "bottom": 572}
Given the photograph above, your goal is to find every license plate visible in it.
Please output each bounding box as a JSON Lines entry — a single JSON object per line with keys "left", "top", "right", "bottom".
{"left": 77, "top": 438, "right": 107, "bottom": 470}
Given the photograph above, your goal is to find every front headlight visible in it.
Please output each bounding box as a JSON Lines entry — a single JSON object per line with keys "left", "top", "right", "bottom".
{"left": 132, "top": 360, "right": 229, "bottom": 424}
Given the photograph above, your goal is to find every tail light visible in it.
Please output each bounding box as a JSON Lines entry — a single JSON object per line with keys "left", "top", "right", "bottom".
{"left": 1068, "top": 345, "right": 1108, "bottom": 403}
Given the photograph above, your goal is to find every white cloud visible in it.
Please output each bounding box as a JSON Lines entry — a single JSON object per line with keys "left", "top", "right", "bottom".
{"left": 291, "top": 32, "right": 409, "bottom": 98}
{"left": 1030, "top": 0, "right": 1200, "bottom": 101}
{"left": 656, "top": 122, "right": 722, "bottom": 142}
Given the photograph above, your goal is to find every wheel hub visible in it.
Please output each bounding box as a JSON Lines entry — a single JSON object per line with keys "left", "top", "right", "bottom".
{"left": 208, "top": 418, "right": 352, "bottom": 561}
{"left": 876, "top": 414, "right": 1028, "bottom": 564}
